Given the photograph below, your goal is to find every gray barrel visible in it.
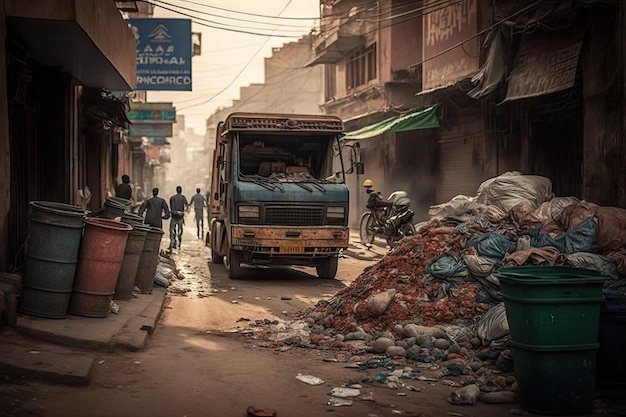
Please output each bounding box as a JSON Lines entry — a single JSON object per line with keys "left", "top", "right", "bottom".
{"left": 135, "top": 227, "right": 164, "bottom": 293}
{"left": 19, "top": 201, "right": 85, "bottom": 318}
{"left": 102, "top": 197, "right": 130, "bottom": 219}
{"left": 114, "top": 220, "right": 150, "bottom": 300}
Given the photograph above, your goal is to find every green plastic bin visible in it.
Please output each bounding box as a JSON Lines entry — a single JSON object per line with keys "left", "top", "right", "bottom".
{"left": 510, "top": 341, "right": 598, "bottom": 415}
{"left": 496, "top": 267, "right": 606, "bottom": 346}
{"left": 497, "top": 266, "right": 607, "bottom": 415}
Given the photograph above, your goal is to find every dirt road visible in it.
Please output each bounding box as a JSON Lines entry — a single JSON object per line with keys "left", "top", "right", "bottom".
{"left": 2, "top": 229, "right": 621, "bottom": 417}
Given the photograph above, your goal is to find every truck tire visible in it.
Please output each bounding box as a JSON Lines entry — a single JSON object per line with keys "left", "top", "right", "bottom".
{"left": 316, "top": 256, "right": 338, "bottom": 279}
{"left": 211, "top": 248, "right": 224, "bottom": 264}
{"left": 210, "top": 223, "right": 224, "bottom": 264}
{"left": 227, "top": 249, "right": 243, "bottom": 279}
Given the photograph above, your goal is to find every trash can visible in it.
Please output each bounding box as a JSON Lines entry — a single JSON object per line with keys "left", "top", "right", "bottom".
{"left": 114, "top": 220, "right": 150, "bottom": 301}
{"left": 597, "top": 300, "right": 626, "bottom": 386}
{"left": 19, "top": 201, "right": 86, "bottom": 319}
{"left": 102, "top": 196, "right": 130, "bottom": 219}
{"left": 496, "top": 266, "right": 607, "bottom": 415}
{"left": 68, "top": 217, "right": 132, "bottom": 317}
{"left": 135, "top": 227, "right": 164, "bottom": 294}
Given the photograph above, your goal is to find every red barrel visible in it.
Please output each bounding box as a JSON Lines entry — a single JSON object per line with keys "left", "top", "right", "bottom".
{"left": 68, "top": 217, "right": 132, "bottom": 317}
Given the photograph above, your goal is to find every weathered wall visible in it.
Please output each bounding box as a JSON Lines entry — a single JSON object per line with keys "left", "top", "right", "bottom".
{"left": 0, "top": 0, "right": 9, "bottom": 271}
{"left": 582, "top": 9, "right": 625, "bottom": 206}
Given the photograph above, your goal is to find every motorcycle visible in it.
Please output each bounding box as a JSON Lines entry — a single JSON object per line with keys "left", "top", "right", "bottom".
{"left": 359, "top": 190, "right": 417, "bottom": 248}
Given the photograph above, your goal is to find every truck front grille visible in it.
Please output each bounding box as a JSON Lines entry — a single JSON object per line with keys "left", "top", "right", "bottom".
{"left": 265, "top": 207, "right": 323, "bottom": 226}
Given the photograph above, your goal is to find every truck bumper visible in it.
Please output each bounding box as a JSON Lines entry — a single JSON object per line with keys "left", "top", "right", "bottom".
{"left": 230, "top": 225, "right": 349, "bottom": 266}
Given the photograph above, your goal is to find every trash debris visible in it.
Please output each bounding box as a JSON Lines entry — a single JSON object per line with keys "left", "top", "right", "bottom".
{"left": 330, "top": 387, "right": 361, "bottom": 398}
{"left": 110, "top": 300, "right": 120, "bottom": 314}
{"left": 295, "top": 373, "right": 324, "bottom": 385}
{"left": 246, "top": 405, "right": 277, "bottom": 417}
{"left": 327, "top": 397, "right": 353, "bottom": 407}
{"left": 448, "top": 384, "right": 481, "bottom": 405}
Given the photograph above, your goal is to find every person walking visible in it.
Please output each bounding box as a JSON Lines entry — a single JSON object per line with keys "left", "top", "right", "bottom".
{"left": 169, "top": 185, "right": 189, "bottom": 250}
{"left": 138, "top": 187, "right": 170, "bottom": 229}
{"left": 190, "top": 188, "right": 207, "bottom": 239}
{"left": 116, "top": 175, "right": 132, "bottom": 201}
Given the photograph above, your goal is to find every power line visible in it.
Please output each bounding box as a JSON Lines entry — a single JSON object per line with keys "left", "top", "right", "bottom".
{"left": 178, "top": 0, "right": 297, "bottom": 110}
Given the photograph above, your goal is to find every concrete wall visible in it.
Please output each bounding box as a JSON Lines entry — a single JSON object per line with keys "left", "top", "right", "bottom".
{"left": 0, "top": 0, "right": 9, "bottom": 270}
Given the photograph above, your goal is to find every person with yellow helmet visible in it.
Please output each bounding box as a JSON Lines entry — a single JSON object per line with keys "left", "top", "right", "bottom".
{"left": 363, "top": 179, "right": 393, "bottom": 211}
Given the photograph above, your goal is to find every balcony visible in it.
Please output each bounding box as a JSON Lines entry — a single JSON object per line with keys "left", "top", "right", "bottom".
{"left": 305, "top": 16, "right": 364, "bottom": 67}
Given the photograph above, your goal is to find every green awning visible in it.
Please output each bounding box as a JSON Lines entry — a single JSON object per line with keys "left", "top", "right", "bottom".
{"left": 342, "top": 105, "right": 441, "bottom": 141}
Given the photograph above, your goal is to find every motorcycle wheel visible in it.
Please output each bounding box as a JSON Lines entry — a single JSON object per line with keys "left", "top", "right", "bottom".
{"left": 359, "top": 212, "right": 376, "bottom": 245}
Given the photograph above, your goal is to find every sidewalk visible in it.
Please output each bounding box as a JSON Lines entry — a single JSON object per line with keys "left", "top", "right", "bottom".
{"left": 0, "top": 287, "right": 167, "bottom": 385}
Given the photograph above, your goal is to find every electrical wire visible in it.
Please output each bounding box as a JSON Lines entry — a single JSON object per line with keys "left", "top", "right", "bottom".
{"left": 177, "top": 0, "right": 297, "bottom": 110}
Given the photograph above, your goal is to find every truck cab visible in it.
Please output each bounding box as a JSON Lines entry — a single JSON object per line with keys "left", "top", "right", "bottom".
{"left": 207, "top": 113, "right": 350, "bottom": 279}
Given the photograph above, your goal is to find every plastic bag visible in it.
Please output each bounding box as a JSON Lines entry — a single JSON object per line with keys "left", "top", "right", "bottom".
{"left": 476, "top": 302, "right": 510, "bottom": 348}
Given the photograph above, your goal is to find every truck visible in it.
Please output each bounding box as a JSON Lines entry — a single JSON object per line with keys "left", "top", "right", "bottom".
{"left": 207, "top": 112, "right": 353, "bottom": 280}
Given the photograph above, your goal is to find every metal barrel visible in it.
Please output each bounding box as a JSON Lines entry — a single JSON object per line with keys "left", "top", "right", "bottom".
{"left": 19, "top": 201, "right": 86, "bottom": 319}
{"left": 113, "top": 220, "right": 150, "bottom": 301}
{"left": 135, "top": 227, "right": 164, "bottom": 293}
{"left": 68, "top": 217, "right": 132, "bottom": 318}
{"left": 101, "top": 196, "right": 130, "bottom": 219}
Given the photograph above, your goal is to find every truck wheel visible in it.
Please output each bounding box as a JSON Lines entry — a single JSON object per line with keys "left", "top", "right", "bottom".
{"left": 227, "top": 249, "right": 243, "bottom": 279}
{"left": 316, "top": 256, "right": 338, "bottom": 279}
{"left": 211, "top": 248, "right": 224, "bottom": 264}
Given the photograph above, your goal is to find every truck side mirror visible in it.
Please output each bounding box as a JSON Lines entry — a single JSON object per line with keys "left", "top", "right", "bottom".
{"left": 355, "top": 162, "right": 364, "bottom": 175}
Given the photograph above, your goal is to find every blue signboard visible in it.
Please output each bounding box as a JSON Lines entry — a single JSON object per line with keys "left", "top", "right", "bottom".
{"left": 127, "top": 18, "right": 192, "bottom": 91}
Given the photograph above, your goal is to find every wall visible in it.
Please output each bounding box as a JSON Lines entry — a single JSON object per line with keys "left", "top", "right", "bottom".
{"left": 0, "top": 0, "right": 9, "bottom": 270}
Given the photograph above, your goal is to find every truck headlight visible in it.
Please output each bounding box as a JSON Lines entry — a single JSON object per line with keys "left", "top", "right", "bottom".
{"left": 238, "top": 205, "right": 260, "bottom": 219}
{"left": 327, "top": 206, "right": 345, "bottom": 218}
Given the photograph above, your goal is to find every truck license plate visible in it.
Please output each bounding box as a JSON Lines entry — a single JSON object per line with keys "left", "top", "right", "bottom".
{"left": 280, "top": 245, "right": 304, "bottom": 254}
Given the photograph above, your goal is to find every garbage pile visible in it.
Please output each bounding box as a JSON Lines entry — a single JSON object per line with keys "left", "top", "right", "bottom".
{"left": 266, "top": 171, "right": 626, "bottom": 364}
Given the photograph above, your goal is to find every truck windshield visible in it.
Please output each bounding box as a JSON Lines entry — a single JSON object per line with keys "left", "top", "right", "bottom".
{"left": 236, "top": 134, "right": 343, "bottom": 189}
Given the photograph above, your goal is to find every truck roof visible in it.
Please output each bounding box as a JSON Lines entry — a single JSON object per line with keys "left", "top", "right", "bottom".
{"left": 219, "top": 112, "right": 344, "bottom": 135}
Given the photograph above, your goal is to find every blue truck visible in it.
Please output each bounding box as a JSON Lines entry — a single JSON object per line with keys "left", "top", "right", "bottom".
{"left": 207, "top": 112, "right": 351, "bottom": 279}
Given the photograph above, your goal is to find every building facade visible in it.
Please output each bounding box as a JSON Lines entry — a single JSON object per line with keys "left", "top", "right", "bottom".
{"left": 0, "top": 0, "right": 137, "bottom": 271}
{"left": 307, "top": 0, "right": 625, "bottom": 227}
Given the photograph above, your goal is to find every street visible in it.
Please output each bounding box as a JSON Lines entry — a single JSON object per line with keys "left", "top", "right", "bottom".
{"left": 0, "top": 225, "right": 522, "bottom": 417}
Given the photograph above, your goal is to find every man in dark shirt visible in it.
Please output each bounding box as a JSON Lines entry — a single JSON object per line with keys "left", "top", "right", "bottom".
{"left": 116, "top": 175, "right": 132, "bottom": 201}
{"left": 138, "top": 187, "right": 170, "bottom": 229}
{"left": 190, "top": 188, "right": 207, "bottom": 239}
{"left": 169, "top": 185, "right": 189, "bottom": 250}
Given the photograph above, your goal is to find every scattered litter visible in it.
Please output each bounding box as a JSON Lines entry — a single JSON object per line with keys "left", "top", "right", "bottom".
{"left": 133, "top": 361, "right": 141, "bottom": 365}
{"left": 327, "top": 397, "right": 353, "bottom": 407}
{"left": 29, "top": 351, "right": 40, "bottom": 355}
{"left": 237, "top": 295, "right": 243, "bottom": 299}
{"left": 448, "top": 384, "right": 480, "bottom": 405}
{"left": 110, "top": 300, "right": 120, "bottom": 314}
{"left": 295, "top": 373, "right": 324, "bottom": 385}
{"left": 231, "top": 300, "right": 238, "bottom": 304}
{"left": 447, "top": 413, "right": 465, "bottom": 417}
{"left": 254, "top": 296, "right": 261, "bottom": 300}
{"left": 98, "top": 360, "right": 105, "bottom": 365}
{"left": 330, "top": 387, "right": 361, "bottom": 398}
{"left": 281, "top": 296, "right": 292, "bottom": 300}
{"left": 246, "top": 405, "right": 276, "bottom": 417}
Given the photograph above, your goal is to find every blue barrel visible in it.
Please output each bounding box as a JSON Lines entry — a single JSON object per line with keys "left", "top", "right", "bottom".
{"left": 19, "top": 201, "right": 86, "bottom": 318}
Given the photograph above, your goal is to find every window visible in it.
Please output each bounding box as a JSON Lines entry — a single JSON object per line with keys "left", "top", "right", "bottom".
{"left": 324, "top": 64, "right": 336, "bottom": 102}
{"left": 347, "top": 44, "right": 377, "bottom": 89}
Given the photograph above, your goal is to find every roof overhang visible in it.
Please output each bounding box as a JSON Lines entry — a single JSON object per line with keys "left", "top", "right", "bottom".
{"left": 5, "top": 0, "right": 136, "bottom": 91}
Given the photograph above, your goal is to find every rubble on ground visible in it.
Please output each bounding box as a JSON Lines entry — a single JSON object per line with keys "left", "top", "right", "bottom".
{"left": 254, "top": 171, "right": 626, "bottom": 400}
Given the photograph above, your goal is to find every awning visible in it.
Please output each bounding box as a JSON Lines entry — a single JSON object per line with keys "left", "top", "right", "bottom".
{"left": 503, "top": 27, "right": 584, "bottom": 102}
{"left": 342, "top": 105, "right": 441, "bottom": 141}
{"left": 5, "top": 0, "right": 137, "bottom": 90}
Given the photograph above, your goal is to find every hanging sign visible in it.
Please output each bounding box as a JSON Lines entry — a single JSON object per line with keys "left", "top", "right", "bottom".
{"left": 127, "top": 18, "right": 192, "bottom": 91}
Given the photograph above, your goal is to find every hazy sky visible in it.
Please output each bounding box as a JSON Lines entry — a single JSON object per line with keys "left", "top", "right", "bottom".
{"left": 148, "top": 0, "right": 320, "bottom": 136}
